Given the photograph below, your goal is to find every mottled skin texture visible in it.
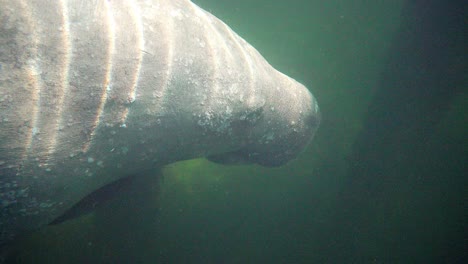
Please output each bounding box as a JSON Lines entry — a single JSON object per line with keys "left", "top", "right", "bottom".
{"left": 0, "top": 0, "right": 320, "bottom": 245}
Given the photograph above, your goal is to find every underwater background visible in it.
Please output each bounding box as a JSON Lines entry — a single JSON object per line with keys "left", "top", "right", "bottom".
{"left": 9, "top": 0, "right": 466, "bottom": 263}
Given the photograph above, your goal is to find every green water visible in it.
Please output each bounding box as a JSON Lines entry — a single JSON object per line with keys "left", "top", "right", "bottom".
{"left": 11, "top": 0, "right": 466, "bottom": 263}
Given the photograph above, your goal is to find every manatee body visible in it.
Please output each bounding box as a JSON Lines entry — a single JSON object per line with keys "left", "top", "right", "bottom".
{"left": 0, "top": 0, "right": 320, "bottom": 244}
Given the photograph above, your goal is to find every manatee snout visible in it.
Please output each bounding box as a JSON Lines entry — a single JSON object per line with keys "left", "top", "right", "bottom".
{"left": 249, "top": 82, "right": 321, "bottom": 167}
{"left": 209, "top": 80, "right": 320, "bottom": 167}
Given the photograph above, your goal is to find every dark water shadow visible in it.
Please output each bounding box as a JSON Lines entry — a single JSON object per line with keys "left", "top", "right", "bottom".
{"left": 325, "top": 0, "right": 466, "bottom": 262}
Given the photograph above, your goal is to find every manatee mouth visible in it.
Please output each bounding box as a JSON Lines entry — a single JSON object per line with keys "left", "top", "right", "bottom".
{"left": 206, "top": 150, "right": 253, "bottom": 166}
{"left": 206, "top": 148, "right": 294, "bottom": 167}
{"left": 206, "top": 148, "right": 283, "bottom": 167}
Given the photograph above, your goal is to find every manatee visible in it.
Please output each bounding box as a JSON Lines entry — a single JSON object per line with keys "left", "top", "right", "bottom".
{"left": 0, "top": 0, "right": 320, "bottom": 246}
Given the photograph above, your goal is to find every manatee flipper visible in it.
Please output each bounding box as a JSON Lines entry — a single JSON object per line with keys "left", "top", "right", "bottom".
{"left": 50, "top": 175, "right": 139, "bottom": 225}
{"left": 91, "top": 169, "right": 163, "bottom": 262}
{"left": 49, "top": 170, "right": 160, "bottom": 225}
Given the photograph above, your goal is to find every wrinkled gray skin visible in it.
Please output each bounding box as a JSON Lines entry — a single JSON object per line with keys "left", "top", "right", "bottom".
{"left": 0, "top": 0, "right": 320, "bottom": 245}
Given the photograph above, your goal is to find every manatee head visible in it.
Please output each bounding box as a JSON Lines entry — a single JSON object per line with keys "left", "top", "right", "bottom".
{"left": 208, "top": 77, "right": 320, "bottom": 167}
